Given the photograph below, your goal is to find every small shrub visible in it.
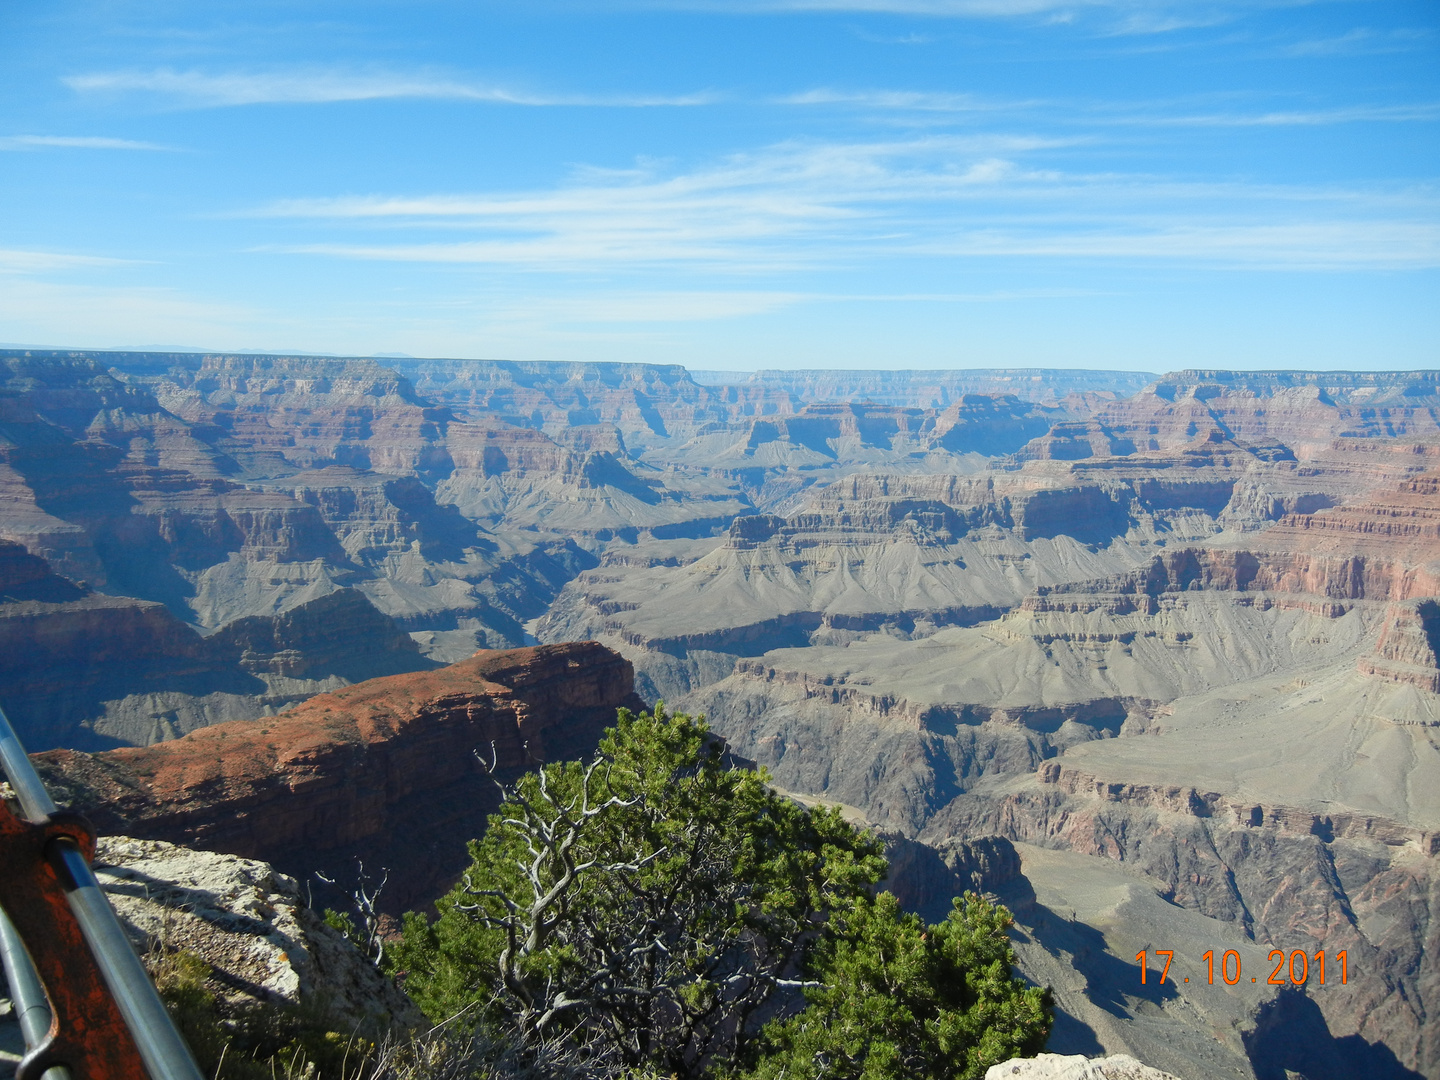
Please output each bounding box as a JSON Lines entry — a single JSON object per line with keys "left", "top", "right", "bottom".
{"left": 147, "top": 945, "right": 375, "bottom": 1080}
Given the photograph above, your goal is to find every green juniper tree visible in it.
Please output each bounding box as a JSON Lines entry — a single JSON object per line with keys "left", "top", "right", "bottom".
{"left": 736, "top": 891, "right": 1053, "bottom": 1080}
{"left": 391, "top": 705, "right": 887, "bottom": 1077}
{"left": 390, "top": 705, "right": 1051, "bottom": 1079}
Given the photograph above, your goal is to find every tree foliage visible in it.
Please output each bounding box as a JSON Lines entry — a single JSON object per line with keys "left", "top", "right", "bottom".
{"left": 391, "top": 705, "right": 887, "bottom": 1076}
{"left": 390, "top": 704, "right": 1051, "bottom": 1080}
{"left": 736, "top": 891, "right": 1053, "bottom": 1080}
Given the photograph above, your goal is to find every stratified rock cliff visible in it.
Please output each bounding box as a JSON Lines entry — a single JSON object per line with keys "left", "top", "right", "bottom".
{"left": 35, "top": 641, "right": 645, "bottom": 909}
{"left": 7, "top": 351, "right": 1440, "bottom": 1078}
{"left": 1, "top": 350, "right": 1135, "bottom": 747}
{"left": 0, "top": 570, "right": 434, "bottom": 750}
{"left": 540, "top": 403, "right": 1439, "bottom": 1077}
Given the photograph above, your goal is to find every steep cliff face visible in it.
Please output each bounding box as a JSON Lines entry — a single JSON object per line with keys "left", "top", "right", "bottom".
{"left": 0, "top": 488, "right": 435, "bottom": 749}
{"left": 389, "top": 357, "right": 858, "bottom": 450}
{"left": 34, "top": 641, "right": 645, "bottom": 909}
{"left": 0, "top": 538, "right": 86, "bottom": 600}
{"left": 0, "top": 585, "right": 433, "bottom": 750}
{"left": 1360, "top": 600, "right": 1440, "bottom": 692}
{"left": 927, "top": 771, "right": 1440, "bottom": 1079}
{"left": 0, "top": 352, "right": 713, "bottom": 738}
{"left": 7, "top": 352, "right": 1439, "bottom": 1073}
{"left": 132, "top": 353, "right": 453, "bottom": 478}
{"left": 207, "top": 588, "right": 427, "bottom": 679}
{"left": 536, "top": 427, "right": 1439, "bottom": 1076}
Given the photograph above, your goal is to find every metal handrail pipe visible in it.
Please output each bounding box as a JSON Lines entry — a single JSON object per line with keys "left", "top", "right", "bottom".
{"left": 0, "top": 905, "right": 52, "bottom": 1045}
{"left": 0, "top": 706, "right": 204, "bottom": 1080}
{"left": 0, "top": 722, "right": 56, "bottom": 820}
{"left": 0, "top": 907, "right": 70, "bottom": 1080}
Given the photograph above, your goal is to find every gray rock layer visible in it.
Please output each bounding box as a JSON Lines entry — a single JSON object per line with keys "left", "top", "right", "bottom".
{"left": 986, "top": 1054, "right": 1181, "bottom": 1080}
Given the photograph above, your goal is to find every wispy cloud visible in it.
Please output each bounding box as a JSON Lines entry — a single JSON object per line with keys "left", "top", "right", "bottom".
{"left": 250, "top": 138, "right": 1064, "bottom": 269}
{"left": 0, "top": 134, "right": 172, "bottom": 151}
{"left": 922, "top": 222, "right": 1440, "bottom": 269}
{"left": 64, "top": 68, "right": 719, "bottom": 108}
{"left": 245, "top": 135, "right": 1440, "bottom": 273}
{"left": 1103, "top": 103, "right": 1440, "bottom": 127}
{"left": 1279, "top": 27, "right": 1433, "bottom": 58}
{"left": 0, "top": 249, "right": 137, "bottom": 272}
{"left": 780, "top": 89, "right": 1440, "bottom": 128}
{"left": 779, "top": 88, "right": 1008, "bottom": 111}
{"left": 616, "top": 0, "right": 1284, "bottom": 34}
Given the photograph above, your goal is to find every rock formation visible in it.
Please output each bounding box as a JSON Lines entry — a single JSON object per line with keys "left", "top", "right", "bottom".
{"left": 34, "top": 641, "right": 646, "bottom": 909}
{"left": 4, "top": 350, "right": 1438, "bottom": 1078}
{"left": 94, "top": 836, "right": 420, "bottom": 1029}
{"left": 532, "top": 385, "right": 1438, "bottom": 1077}
{"left": 985, "top": 1055, "right": 1180, "bottom": 1080}
{"left": 0, "top": 574, "right": 434, "bottom": 750}
{"left": 707, "top": 368, "right": 1155, "bottom": 409}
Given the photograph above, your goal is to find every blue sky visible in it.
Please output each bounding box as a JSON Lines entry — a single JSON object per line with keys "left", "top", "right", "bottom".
{"left": 1, "top": 0, "right": 1436, "bottom": 371}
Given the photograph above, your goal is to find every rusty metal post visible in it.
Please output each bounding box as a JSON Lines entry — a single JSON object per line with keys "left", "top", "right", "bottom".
{"left": 0, "top": 706, "right": 204, "bottom": 1080}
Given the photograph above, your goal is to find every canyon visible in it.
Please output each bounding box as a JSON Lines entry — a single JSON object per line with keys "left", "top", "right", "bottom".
{"left": 2, "top": 348, "right": 1437, "bottom": 1079}
{"left": 33, "top": 641, "right": 645, "bottom": 911}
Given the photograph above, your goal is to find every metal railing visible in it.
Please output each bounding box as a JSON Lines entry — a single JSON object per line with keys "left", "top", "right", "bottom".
{"left": 0, "top": 705, "right": 204, "bottom": 1080}
{"left": 0, "top": 907, "right": 64, "bottom": 1080}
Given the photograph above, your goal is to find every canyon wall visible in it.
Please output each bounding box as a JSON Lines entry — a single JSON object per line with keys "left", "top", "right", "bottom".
{"left": 534, "top": 415, "right": 1438, "bottom": 1076}
{"left": 5, "top": 349, "right": 1439, "bottom": 1077}
{"left": 34, "top": 641, "right": 645, "bottom": 909}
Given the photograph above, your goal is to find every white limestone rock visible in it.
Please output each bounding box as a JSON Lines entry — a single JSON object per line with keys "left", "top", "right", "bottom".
{"left": 93, "top": 836, "right": 421, "bottom": 1031}
{"left": 986, "top": 1053, "right": 1182, "bottom": 1080}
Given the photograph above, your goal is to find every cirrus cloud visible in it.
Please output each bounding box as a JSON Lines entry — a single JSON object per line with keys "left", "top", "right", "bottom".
{"left": 63, "top": 68, "right": 720, "bottom": 108}
{"left": 242, "top": 134, "right": 1440, "bottom": 273}
{"left": 0, "top": 134, "right": 173, "bottom": 151}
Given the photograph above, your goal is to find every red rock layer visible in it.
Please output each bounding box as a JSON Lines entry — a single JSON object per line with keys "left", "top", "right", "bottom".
{"left": 35, "top": 641, "right": 646, "bottom": 908}
{"left": 1226, "top": 470, "right": 1440, "bottom": 602}
{"left": 1358, "top": 601, "right": 1440, "bottom": 693}
{"left": 1268, "top": 471, "right": 1440, "bottom": 549}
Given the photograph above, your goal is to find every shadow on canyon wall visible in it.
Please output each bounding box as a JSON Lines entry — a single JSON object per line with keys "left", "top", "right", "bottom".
{"left": 1243, "top": 987, "right": 1424, "bottom": 1080}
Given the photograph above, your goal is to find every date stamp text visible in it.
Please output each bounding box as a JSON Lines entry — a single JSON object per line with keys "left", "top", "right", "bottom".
{"left": 1136, "top": 949, "right": 1349, "bottom": 987}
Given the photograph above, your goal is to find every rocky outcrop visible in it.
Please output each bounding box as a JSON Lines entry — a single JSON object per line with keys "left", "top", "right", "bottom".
{"left": 95, "top": 836, "right": 420, "bottom": 1030}
{"left": 0, "top": 539, "right": 85, "bottom": 602}
{"left": 207, "top": 588, "right": 425, "bottom": 679}
{"left": 985, "top": 1055, "right": 1180, "bottom": 1080}
{"left": 1360, "top": 600, "right": 1440, "bottom": 693}
{"left": 392, "top": 357, "right": 757, "bottom": 449}
{"left": 35, "top": 642, "right": 646, "bottom": 909}
{"left": 881, "top": 833, "right": 1023, "bottom": 916}
{"left": 931, "top": 773, "right": 1440, "bottom": 1079}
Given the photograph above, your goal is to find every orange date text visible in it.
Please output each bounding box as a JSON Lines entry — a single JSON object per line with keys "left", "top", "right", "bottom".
{"left": 1135, "top": 949, "right": 1348, "bottom": 987}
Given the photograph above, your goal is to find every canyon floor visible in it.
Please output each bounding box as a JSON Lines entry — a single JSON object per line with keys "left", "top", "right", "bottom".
{"left": 3, "top": 350, "right": 1438, "bottom": 1079}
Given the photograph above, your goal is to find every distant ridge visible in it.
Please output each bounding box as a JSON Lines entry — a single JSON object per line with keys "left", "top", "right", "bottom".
{"left": 6, "top": 347, "right": 1433, "bottom": 411}
{"left": 0, "top": 348, "right": 1154, "bottom": 408}
{"left": 709, "top": 367, "right": 1158, "bottom": 406}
